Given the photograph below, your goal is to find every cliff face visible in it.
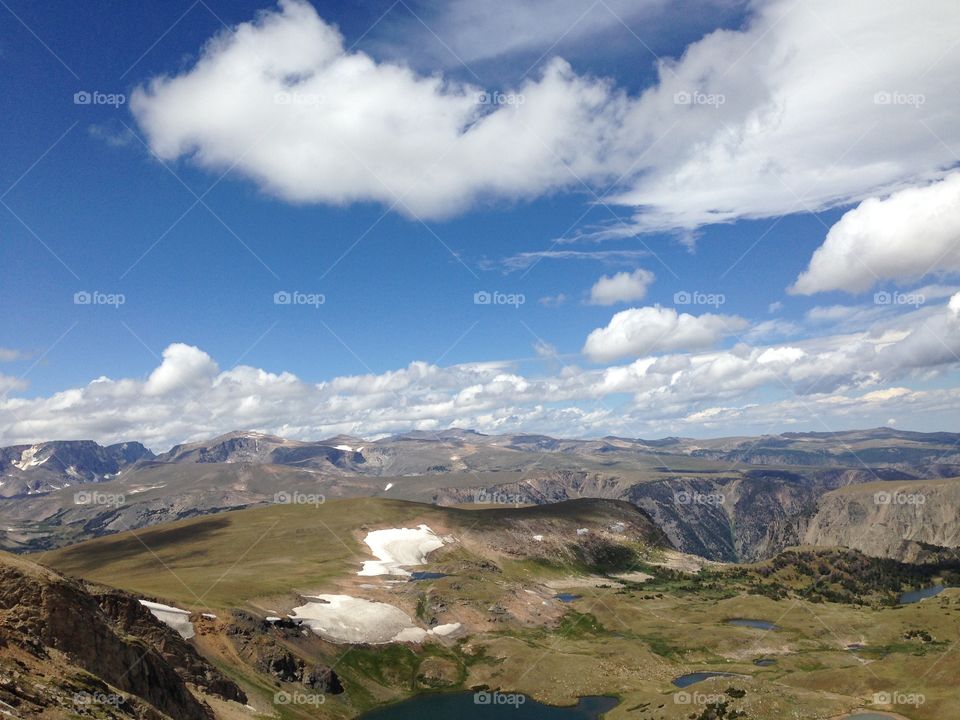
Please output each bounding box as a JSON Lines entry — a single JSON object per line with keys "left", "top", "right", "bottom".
{"left": 431, "top": 469, "right": 960, "bottom": 562}
{"left": 93, "top": 588, "right": 247, "bottom": 704}
{"left": 0, "top": 552, "right": 243, "bottom": 719}
{"left": 803, "top": 479, "right": 960, "bottom": 560}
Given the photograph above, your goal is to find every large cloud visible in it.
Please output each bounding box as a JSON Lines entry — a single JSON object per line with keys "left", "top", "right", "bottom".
{"left": 606, "top": 0, "right": 960, "bottom": 231}
{"left": 791, "top": 172, "right": 960, "bottom": 294}
{"left": 582, "top": 306, "right": 749, "bottom": 361}
{"left": 130, "top": 0, "right": 960, "bottom": 230}
{"left": 130, "top": 0, "right": 624, "bottom": 219}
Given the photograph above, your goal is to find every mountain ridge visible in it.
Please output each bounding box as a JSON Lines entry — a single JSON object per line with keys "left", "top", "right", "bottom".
{"left": 3, "top": 427, "right": 960, "bottom": 563}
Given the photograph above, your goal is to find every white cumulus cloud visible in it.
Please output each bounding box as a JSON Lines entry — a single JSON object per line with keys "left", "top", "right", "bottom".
{"left": 607, "top": 0, "right": 960, "bottom": 232}
{"left": 589, "top": 268, "right": 655, "bottom": 305}
{"left": 792, "top": 172, "right": 960, "bottom": 294}
{"left": 144, "top": 343, "right": 220, "bottom": 396}
{"left": 582, "top": 306, "right": 749, "bottom": 362}
{"left": 130, "top": 0, "right": 624, "bottom": 219}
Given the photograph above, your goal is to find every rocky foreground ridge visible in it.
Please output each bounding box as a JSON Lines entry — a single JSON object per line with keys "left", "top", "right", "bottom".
{"left": 0, "top": 552, "right": 244, "bottom": 719}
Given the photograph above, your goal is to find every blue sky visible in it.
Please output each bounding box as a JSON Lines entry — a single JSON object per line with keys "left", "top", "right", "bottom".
{"left": 2, "top": 0, "right": 959, "bottom": 449}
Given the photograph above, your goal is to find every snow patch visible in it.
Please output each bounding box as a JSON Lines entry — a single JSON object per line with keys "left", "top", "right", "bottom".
{"left": 358, "top": 524, "right": 444, "bottom": 577}
{"left": 13, "top": 445, "right": 50, "bottom": 470}
{"left": 291, "top": 595, "right": 461, "bottom": 644}
{"left": 392, "top": 627, "right": 429, "bottom": 642}
{"left": 139, "top": 600, "right": 194, "bottom": 639}
{"left": 430, "top": 622, "right": 462, "bottom": 637}
{"left": 291, "top": 595, "right": 414, "bottom": 644}
{"left": 128, "top": 483, "right": 167, "bottom": 495}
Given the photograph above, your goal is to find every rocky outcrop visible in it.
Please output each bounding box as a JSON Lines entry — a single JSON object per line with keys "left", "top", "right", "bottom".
{"left": 93, "top": 588, "right": 246, "bottom": 703}
{"left": 0, "top": 552, "right": 240, "bottom": 719}
{"left": 227, "top": 611, "right": 343, "bottom": 694}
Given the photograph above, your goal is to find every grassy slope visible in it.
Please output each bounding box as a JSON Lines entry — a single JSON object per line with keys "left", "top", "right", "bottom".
{"left": 38, "top": 498, "right": 440, "bottom": 610}
{"left": 37, "top": 497, "right": 653, "bottom": 610}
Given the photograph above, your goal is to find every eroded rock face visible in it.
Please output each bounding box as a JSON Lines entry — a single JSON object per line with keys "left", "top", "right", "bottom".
{"left": 228, "top": 610, "right": 344, "bottom": 694}
{"left": 434, "top": 468, "right": 959, "bottom": 562}
{"left": 0, "top": 552, "right": 243, "bottom": 719}
{"left": 93, "top": 588, "right": 246, "bottom": 703}
{"left": 803, "top": 480, "right": 960, "bottom": 560}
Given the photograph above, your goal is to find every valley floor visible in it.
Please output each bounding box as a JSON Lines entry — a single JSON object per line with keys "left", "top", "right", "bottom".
{"left": 26, "top": 498, "right": 960, "bottom": 720}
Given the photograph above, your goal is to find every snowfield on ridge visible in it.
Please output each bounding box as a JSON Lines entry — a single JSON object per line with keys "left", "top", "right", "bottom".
{"left": 357, "top": 524, "right": 444, "bottom": 577}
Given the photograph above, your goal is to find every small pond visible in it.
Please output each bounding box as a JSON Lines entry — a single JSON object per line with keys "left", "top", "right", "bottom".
{"left": 726, "top": 618, "right": 779, "bottom": 631}
{"left": 899, "top": 585, "right": 949, "bottom": 604}
{"left": 671, "top": 672, "right": 741, "bottom": 688}
{"left": 408, "top": 571, "right": 449, "bottom": 581}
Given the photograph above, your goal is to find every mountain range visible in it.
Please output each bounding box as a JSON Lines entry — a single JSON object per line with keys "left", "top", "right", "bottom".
{"left": 2, "top": 427, "right": 959, "bottom": 562}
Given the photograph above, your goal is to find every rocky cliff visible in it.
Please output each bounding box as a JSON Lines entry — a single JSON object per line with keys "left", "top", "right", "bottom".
{"left": 803, "top": 478, "right": 960, "bottom": 560}
{"left": 0, "top": 552, "right": 243, "bottom": 718}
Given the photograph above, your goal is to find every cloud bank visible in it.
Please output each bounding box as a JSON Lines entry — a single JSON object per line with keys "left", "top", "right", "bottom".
{"left": 5, "top": 295, "right": 960, "bottom": 449}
